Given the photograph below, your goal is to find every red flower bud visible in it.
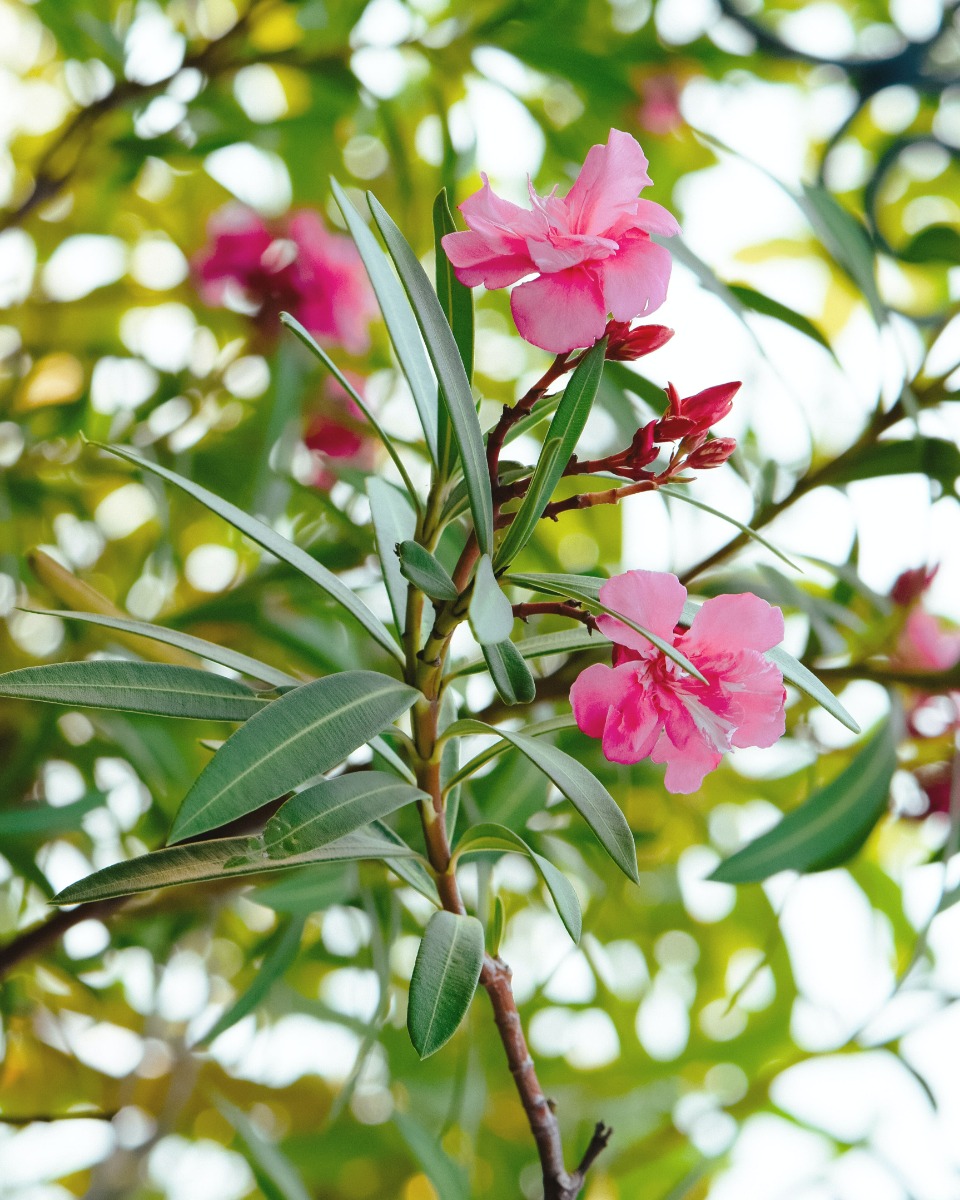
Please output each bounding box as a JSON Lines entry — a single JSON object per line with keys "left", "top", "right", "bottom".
{"left": 891, "top": 565, "right": 938, "bottom": 607}
{"left": 654, "top": 380, "right": 740, "bottom": 440}
{"left": 604, "top": 321, "right": 674, "bottom": 361}
{"left": 685, "top": 437, "right": 737, "bottom": 469}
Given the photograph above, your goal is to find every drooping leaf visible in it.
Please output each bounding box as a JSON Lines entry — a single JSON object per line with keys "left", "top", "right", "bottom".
{"left": 726, "top": 283, "right": 835, "bottom": 357}
{"left": 710, "top": 722, "right": 895, "bottom": 884}
{"left": 456, "top": 628, "right": 603, "bottom": 676}
{"left": 800, "top": 184, "right": 885, "bottom": 324}
{"left": 826, "top": 437, "right": 960, "bottom": 497}
{"left": 494, "top": 338, "right": 607, "bottom": 569}
{"left": 455, "top": 823, "right": 582, "bottom": 942}
{"left": 280, "top": 312, "right": 420, "bottom": 506}
{"left": 330, "top": 178, "right": 439, "bottom": 463}
{"left": 217, "top": 1098, "right": 313, "bottom": 1200}
{"left": 444, "top": 714, "right": 578, "bottom": 791}
{"left": 448, "top": 720, "right": 639, "bottom": 883}
{"left": 397, "top": 540, "right": 459, "bottom": 602}
{"left": 95, "top": 442, "right": 403, "bottom": 663}
{"left": 368, "top": 192, "right": 494, "bottom": 553}
{"left": 468, "top": 555, "right": 514, "bottom": 645}
{"left": 657, "top": 487, "right": 801, "bottom": 573}
{"left": 0, "top": 660, "right": 267, "bottom": 721}
{"left": 31, "top": 609, "right": 299, "bottom": 689}
{"left": 170, "top": 672, "right": 419, "bottom": 842}
{"left": 481, "top": 639, "right": 537, "bottom": 706}
{"left": 263, "top": 772, "right": 427, "bottom": 858}
{"left": 407, "top": 910, "right": 485, "bottom": 1058}
{"left": 198, "top": 916, "right": 306, "bottom": 1047}
{"left": 52, "top": 828, "right": 418, "bottom": 905}
{"left": 367, "top": 477, "right": 418, "bottom": 632}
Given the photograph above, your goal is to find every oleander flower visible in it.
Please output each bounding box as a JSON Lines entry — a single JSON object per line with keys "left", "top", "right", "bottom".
{"left": 304, "top": 373, "right": 373, "bottom": 488}
{"left": 194, "top": 207, "right": 375, "bottom": 351}
{"left": 571, "top": 570, "right": 786, "bottom": 793}
{"left": 441, "top": 129, "right": 679, "bottom": 354}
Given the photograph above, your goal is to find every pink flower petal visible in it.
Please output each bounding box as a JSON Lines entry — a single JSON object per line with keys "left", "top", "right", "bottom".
{"left": 632, "top": 198, "right": 682, "bottom": 238}
{"left": 563, "top": 129, "right": 652, "bottom": 235}
{"left": 651, "top": 729, "right": 723, "bottom": 794}
{"left": 897, "top": 609, "right": 960, "bottom": 672}
{"left": 726, "top": 653, "right": 787, "bottom": 749}
{"left": 441, "top": 230, "right": 536, "bottom": 289}
{"left": 457, "top": 173, "right": 543, "bottom": 251}
{"left": 510, "top": 267, "right": 608, "bottom": 354}
{"left": 685, "top": 592, "right": 784, "bottom": 655}
{"left": 597, "top": 569, "right": 687, "bottom": 649}
{"left": 601, "top": 696, "right": 661, "bottom": 763}
{"left": 599, "top": 233, "right": 673, "bottom": 322}
{"left": 570, "top": 662, "right": 624, "bottom": 739}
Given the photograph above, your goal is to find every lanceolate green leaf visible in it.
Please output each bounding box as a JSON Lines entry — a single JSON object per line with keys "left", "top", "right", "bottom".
{"left": 397, "top": 540, "right": 458, "bottom": 601}
{"left": 280, "top": 312, "right": 421, "bottom": 506}
{"left": 217, "top": 1098, "right": 313, "bottom": 1200}
{"left": 800, "top": 184, "right": 885, "bottom": 324}
{"left": 726, "top": 284, "right": 835, "bottom": 357}
{"left": 450, "top": 720, "right": 639, "bottom": 883}
{"left": 433, "top": 188, "right": 474, "bottom": 382}
{"left": 0, "top": 661, "right": 267, "bottom": 721}
{"left": 198, "top": 917, "right": 306, "bottom": 1048}
{"left": 468, "top": 554, "right": 514, "bottom": 645}
{"left": 481, "top": 639, "right": 537, "bottom": 706}
{"left": 330, "top": 178, "right": 439, "bottom": 463}
{"left": 367, "top": 477, "right": 418, "bottom": 632}
{"left": 443, "top": 714, "right": 578, "bottom": 791}
{"left": 170, "top": 672, "right": 419, "bottom": 842}
{"left": 95, "top": 442, "right": 403, "bottom": 663}
{"left": 495, "top": 339, "right": 607, "bottom": 569}
{"left": 456, "top": 627, "right": 602, "bottom": 676}
{"left": 710, "top": 721, "right": 895, "bottom": 884}
{"left": 407, "top": 910, "right": 485, "bottom": 1058}
{"left": 368, "top": 193, "right": 494, "bottom": 554}
{"left": 52, "top": 828, "right": 418, "bottom": 905}
{"left": 371, "top": 820, "right": 439, "bottom": 903}
{"left": 32, "top": 609, "right": 299, "bottom": 689}
{"left": 657, "top": 487, "right": 801, "bottom": 573}
{"left": 263, "top": 772, "right": 427, "bottom": 858}
{"left": 455, "top": 823, "right": 582, "bottom": 942}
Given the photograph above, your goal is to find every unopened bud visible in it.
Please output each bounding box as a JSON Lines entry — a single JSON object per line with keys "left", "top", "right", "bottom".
{"left": 686, "top": 436, "right": 736, "bottom": 469}
{"left": 891, "top": 565, "right": 938, "bottom": 606}
{"left": 604, "top": 321, "right": 674, "bottom": 362}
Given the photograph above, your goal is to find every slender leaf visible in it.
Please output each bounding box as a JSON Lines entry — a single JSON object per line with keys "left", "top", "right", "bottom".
{"left": 468, "top": 554, "right": 514, "bottom": 645}
{"left": 481, "top": 639, "right": 537, "bottom": 706}
{"left": 367, "top": 477, "right": 418, "bottom": 632}
{"left": 52, "top": 828, "right": 418, "bottom": 905}
{"left": 217, "top": 1098, "right": 313, "bottom": 1200}
{"left": 433, "top": 189, "right": 474, "bottom": 380}
{"left": 32, "top": 608, "right": 299, "bottom": 689}
{"left": 726, "top": 284, "right": 835, "bottom": 356}
{"left": 495, "top": 339, "right": 607, "bottom": 569}
{"left": 397, "top": 540, "right": 458, "bottom": 601}
{"left": 657, "top": 487, "right": 801, "bottom": 573}
{"left": 0, "top": 660, "right": 267, "bottom": 721}
{"left": 393, "top": 1111, "right": 470, "bottom": 1200}
{"left": 710, "top": 722, "right": 895, "bottom": 884}
{"left": 800, "top": 184, "right": 885, "bottom": 324}
{"left": 280, "top": 312, "right": 421, "bottom": 506}
{"left": 449, "top": 720, "right": 639, "bottom": 883}
{"left": 443, "top": 714, "right": 578, "bottom": 791}
{"left": 407, "top": 910, "right": 484, "bottom": 1058}
{"left": 170, "top": 671, "right": 419, "bottom": 842}
{"left": 456, "top": 627, "right": 603, "bottom": 676}
{"left": 371, "top": 820, "right": 439, "bottom": 903}
{"left": 263, "top": 772, "right": 427, "bottom": 858}
{"left": 95, "top": 441, "right": 403, "bottom": 663}
{"left": 368, "top": 192, "right": 494, "bottom": 553}
{"left": 455, "top": 823, "right": 582, "bottom": 942}
{"left": 198, "top": 916, "right": 306, "bottom": 1046}
{"left": 827, "top": 437, "right": 960, "bottom": 497}
{"left": 330, "top": 178, "right": 439, "bottom": 462}
{"left": 0, "top": 791, "right": 103, "bottom": 839}
{"left": 251, "top": 865, "right": 353, "bottom": 914}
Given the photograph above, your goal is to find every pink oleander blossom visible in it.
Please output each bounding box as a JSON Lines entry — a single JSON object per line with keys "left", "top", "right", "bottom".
{"left": 304, "top": 373, "right": 373, "bottom": 488}
{"left": 441, "top": 129, "right": 679, "bottom": 354}
{"left": 194, "top": 207, "right": 375, "bottom": 352}
{"left": 571, "top": 570, "right": 786, "bottom": 793}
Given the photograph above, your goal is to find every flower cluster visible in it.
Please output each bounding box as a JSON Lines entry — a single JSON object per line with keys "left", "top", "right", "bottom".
{"left": 194, "top": 207, "right": 375, "bottom": 352}
{"left": 571, "top": 571, "right": 787, "bottom": 793}
{"left": 442, "top": 129, "right": 679, "bottom": 354}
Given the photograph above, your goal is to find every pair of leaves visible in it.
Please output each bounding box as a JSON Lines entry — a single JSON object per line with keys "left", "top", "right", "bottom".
{"left": 711, "top": 720, "right": 896, "bottom": 883}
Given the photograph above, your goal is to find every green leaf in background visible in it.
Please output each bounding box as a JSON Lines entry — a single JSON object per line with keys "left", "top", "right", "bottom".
{"left": 32, "top": 609, "right": 300, "bottom": 688}
{"left": 800, "top": 184, "right": 885, "bottom": 324}
{"left": 433, "top": 190, "right": 474, "bottom": 449}
{"left": 279, "top": 312, "right": 421, "bottom": 506}
{"left": 0, "top": 791, "right": 103, "bottom": 839}
{"left": 710, "top": 721, "right": 895, "bottom": 884}
{"left": 263, "top": 772, "right": 427, "bottom": 858}
{"left": 367, "top": 477, "right": 418, "bottom": 633}
{"left": 726, "top": 284, "right": 835, "bottom": 357}
{"left": 52, "top": 828, "right": 418, "bottom": 905}
{"left": 330, "top": 178, "right": 439, "bottom": 464}
{"left": 827, "top": 437, "right": 960, "bottom": 498}
{"left": 450, "top": 720, "right": 639, "bottom": 883}
{"left": 371, "top": 820, "right": 439, "bottom": 903}
{"left": 456, "top": 627, "right": 603, "bottom": 676}
{"left": 368, "top": 192, "right": 494, "bottom": 554}
{"left": 455, "top": 823, "right": 582, "bottom": 942}
{"left": 481, "top": 639, "right": 537, "bottom": 706}
{"left": 468, "top": 555, "right": 514, "bottom": 645}
{"left": 198, "top": 916, "right": 306, "bottom": 1047}
{"left": 170, "top": 672, "right": 419, "bottom": 842}
{"left": 657, "top": 487, "right": 801, "bottom": 573}
{"left": 407, "top": 910, "right": 485, "bottom": 1058}
{"left": 0, "top": 661, "right": 267, "bottom": 721}
{"left": 494, "top": 338, "right": 607, "bottom": 569}
{"left": 397, "top": 540, "right": 459, "bottom": 601}
{"left": 96, "top": 442, "right": 403, "bottom": 663}
{"left": 393, "top": 1110, "right": 470, "bottom": 1200}
{"left": 217, "top": 1098, "right": 313, "bottom": 1200}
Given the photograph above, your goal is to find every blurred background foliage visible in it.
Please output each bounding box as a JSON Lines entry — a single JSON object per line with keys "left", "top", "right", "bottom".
{"left": 1, "top": 1, "right": 960, "bottom": 1198}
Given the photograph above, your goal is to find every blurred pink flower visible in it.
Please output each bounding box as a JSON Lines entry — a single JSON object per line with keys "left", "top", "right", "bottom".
{"left": 895, "top": 609, "right": 960, "bottom": 673}
{"left": 441, "top": 129, "right": 679, "bottom": 354}
{"left": 636, "top": 73, "right": 685, "bottom": 136}
{"left": 194, "top": 207, "right": 375, "bottom": 352}
{"left": 304, "top": 373, "right": 373, "bottom": 488}
{"left": 890, "top": 564, "right": 938, "bottom": 607}
{"left": 570, "top": 570, "right": 786, "bottom": 793}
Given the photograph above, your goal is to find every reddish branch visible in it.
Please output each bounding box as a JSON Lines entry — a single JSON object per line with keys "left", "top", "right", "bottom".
{"left": 514, "top": 602, "right": 598, "bottom": 630}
